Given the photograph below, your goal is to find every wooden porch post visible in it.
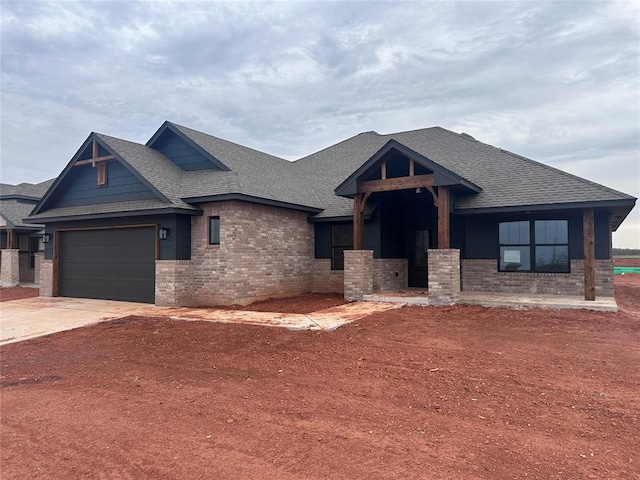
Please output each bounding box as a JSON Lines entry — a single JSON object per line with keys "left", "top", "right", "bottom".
{"left": 437, "top": 186, "right": 450, "bottom": 249}
{"left": 583, "top": 208, "right": 596, "bottom": 301}
{"left": 6, "top": 229, "right": 14, "bottom": 249}
{"left": 353, "top": 194, "right": 364, "bottom": 250}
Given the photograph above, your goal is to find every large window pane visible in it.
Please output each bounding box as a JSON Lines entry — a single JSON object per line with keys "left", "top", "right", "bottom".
{"left": 499, "top": 246, "right": 531, "bottom": 271}
{"left": 499, "top": 221, "right": 530, "bottom": 245}
{"left": 535, "top": 246, "right": 569, "bottom": 272}
{"left": 535, "top": 220, "right": 568, "bottom": 244}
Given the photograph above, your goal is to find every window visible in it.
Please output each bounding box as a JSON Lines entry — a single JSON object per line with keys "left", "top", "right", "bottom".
{"left": 499, "top": 220, "right": 569, "bottom": 272}
{"left": 97, "top": 163, "right": 107, "bottom": 186}
{"left": 331, "top": 224, "right": 353, "bottom": 270}
{"left": 534, "top": 220, "right": 569, "bottom": 272}
{"left": 209, "top": 216, "right": 220, "bottom": 245}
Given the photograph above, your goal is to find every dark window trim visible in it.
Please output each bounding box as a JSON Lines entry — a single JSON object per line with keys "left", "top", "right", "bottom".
{"left": 208, "top": 216, "right": 220, "bottom": 245}
{"left": 498, "top": 220, "right": 570, "bottom": 273}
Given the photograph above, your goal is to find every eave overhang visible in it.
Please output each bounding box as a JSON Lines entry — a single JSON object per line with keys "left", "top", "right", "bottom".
{"left": 183, "top": 193, "right": 323, "bottom": 214}
{"left": 454, "top": 198, "right": 637, "bottom": 231}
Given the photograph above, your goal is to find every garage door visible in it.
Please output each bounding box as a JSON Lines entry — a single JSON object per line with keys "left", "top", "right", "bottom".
{"left": 58, "top": 227, "right": 156, "bottom": 303}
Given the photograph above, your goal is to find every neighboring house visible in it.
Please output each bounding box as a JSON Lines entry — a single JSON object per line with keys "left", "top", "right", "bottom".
{"left": 0, "top": 179, "right": 54, "bottom": 285}
{"left": 25, "top": 121, "right": 636, "bottom": 306}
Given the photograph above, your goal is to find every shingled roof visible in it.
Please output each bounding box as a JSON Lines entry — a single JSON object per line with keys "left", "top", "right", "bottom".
{"left": 294, "top": 127, "right": 636, "bottom": 223}
{"left": 24, "top": 122, "right": 635, "bottom": 227}
{"left": 0, "top": 179, "right": 54, "bottom": 229}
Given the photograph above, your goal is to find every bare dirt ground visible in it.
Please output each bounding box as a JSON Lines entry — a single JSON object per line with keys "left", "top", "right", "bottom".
{"left": 1, "top": 277, "right": 639, "bottom": 480}
{"left": 615, "top": 257, "right": 640, "bottom": 267}
{"left": 0, "top": 287, "right": 39, "bottom": 302}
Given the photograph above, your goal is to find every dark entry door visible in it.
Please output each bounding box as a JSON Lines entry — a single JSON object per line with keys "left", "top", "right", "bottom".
{"left": 58, "top": 227, "right": 156, "bottom": 303}
{"left": 408, "top": 229, "right": 430, "bottom": 287}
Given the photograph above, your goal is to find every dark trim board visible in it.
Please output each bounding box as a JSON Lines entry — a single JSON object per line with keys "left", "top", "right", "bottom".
{"left": 183, "top": 193, "right": 323, "bottom": 213}
{"left": 24, "top": 207, "right": 201, "bottom": 224}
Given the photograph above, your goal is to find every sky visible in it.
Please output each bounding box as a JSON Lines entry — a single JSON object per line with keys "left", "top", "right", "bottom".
{"left": 1, "top": 0, "right": 638, "bottom": 247}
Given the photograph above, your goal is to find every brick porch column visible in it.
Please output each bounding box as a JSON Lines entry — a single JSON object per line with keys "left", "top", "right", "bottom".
{"left": 344, "top": 250, "right": 373, "bottom": 302}
{"left": 428, "top": 249, "right": 461, "bottom": 306}
{"left": 0, "top": 249, "right": 20, "bottom": 287}
{"left": 37, "top": 256, "right": 54, "bottom": 297}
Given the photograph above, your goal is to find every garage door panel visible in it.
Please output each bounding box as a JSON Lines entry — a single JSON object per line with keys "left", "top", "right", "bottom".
{"left": 59, "top": 228, "right": 155, "bottom": 303}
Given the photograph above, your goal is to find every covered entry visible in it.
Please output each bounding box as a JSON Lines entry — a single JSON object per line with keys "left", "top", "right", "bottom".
{"left": 57, "top": 227, "right": 156, "bottom": 303}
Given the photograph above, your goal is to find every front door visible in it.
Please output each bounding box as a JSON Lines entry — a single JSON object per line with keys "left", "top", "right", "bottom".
{"left": 408, "top": 229, "right": 430, "bottom": 287}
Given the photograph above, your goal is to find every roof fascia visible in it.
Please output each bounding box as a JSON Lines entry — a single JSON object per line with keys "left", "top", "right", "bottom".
{"left": 23, "top": 207, "right": 202, "bottom": 224}
{"left": 307, "top": 213, "right": 372, "bottom": 223}
{"left": 334, "top": 139, "right": 482, "bottom": 197}
{"left": 30, "top": 133, "right": 170, "bottom": 217}
{"left": 146, "top": 121, "right": 230, "bottom": 171}
{"left": 454, "top": 198, "right": 636, "bottom": 215}
{"left": 182, "top": 193, "right": 323, "bottom": 213}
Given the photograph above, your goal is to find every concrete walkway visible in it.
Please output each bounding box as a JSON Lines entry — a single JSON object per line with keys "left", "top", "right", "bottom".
{"left": 0, "top": 297, "right": 401, "bottom": 346}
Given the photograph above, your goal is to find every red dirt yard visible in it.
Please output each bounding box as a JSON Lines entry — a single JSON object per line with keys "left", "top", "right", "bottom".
{"left": 1, "top": 277, "right": 639, "bottom": 479}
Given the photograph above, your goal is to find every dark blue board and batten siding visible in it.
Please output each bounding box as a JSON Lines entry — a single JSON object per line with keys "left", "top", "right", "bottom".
{"left": 51, "top": 161, "right": 156, "bottom": 208}
{"left": 152, "top": 130, "right": 219, "bottom": 171}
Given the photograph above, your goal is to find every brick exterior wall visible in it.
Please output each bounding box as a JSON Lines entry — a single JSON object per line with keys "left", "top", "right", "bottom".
{"left": 0, "top": 249, "right": 20, "bottom": 287}
{"left": 312, "top": 259, "right": 344, "bottom": 293}
{"left": 37, "top": 257, "right": 53, "bottom": 296}
{"left": 187, "top": 201, "right": 314, "bottom": 306}
{"left": 428, "top": 249, "right": 461, "bottom": 306}
{"left": 155, "top": 260, "right": 191, "bottom": 306}
{"left": 373, "top": 258, "right": 407, "bottom": 292}
{"left": 461, "top": 259, "right": 614, "bottom": 297}
{"left": 344, "top": 250, "right": 373, "bottom": 301}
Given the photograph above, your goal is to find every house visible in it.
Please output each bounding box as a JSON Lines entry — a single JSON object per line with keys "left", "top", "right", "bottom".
{"left": 24, "top": 121, "right": 636, "bottom": 306}
{"left": 0, "top": 179, "right": 54, "bottom": 286}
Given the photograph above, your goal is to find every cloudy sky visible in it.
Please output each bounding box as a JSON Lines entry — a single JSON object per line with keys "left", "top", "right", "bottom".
{"left": 1, "top": 1, "right": 638, "bottom": 247}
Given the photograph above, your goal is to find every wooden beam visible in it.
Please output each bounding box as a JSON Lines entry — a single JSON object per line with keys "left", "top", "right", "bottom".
{"left": 437, "top": 186, "right": 450, "bottom": 249}
{"left": 583, "top": 208, "right": 596, "bottom": 301}
{"left": 409, "top": 158, "right": 414, "bottom": 176}
{"left": 381, "top": 161, "right": 386, "bottom": 180}
{"left": 6, "top": 229, "right": 13, "bottom": 249}
{"left": 92, "top": 139, "right": 98, "bottom": 159}
{"left": 353, "top": 194, "right": 364, "bottom": 250}
{"left": 359, "top": 174, "right": 434, "bottom": 194}
{"left": 73, "top": 155, "right": 115, "bottom": 166}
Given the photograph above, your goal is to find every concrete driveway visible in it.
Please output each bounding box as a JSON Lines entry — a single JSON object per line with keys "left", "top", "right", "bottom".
{"left": 0, "top": 297, "right": 400, "bottom": 346}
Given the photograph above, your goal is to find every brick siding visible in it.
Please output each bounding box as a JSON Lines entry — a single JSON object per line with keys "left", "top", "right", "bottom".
{"left": 312, "top": 259, "right": 344, "bottom": 293}
{"left": 344, "top": 250, "right": 373, "bottom": 301}
{"left": 155, "top": 260, "right": 191, "bottom": 306}
{"left": 37, "top": 256, "right": 53, "bottom": 296}
{"left": 373, "top": 258, "right": 407, "bottom": 291}
{"left": 461, "top": 259, "right": 614, "bottom": 297}
{"left": 186, "top": 201, "right": 314, "bottom": 306}
{"left": 428, "top": 249, "right": 461, "bottom": 306}
{"left": 0, "top": 249, "right": 20, "bottom": 287}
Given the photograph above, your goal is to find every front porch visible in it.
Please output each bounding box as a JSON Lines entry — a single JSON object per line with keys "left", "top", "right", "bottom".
{"left": 363, "top": 289, "right": 617, "bottom": 312}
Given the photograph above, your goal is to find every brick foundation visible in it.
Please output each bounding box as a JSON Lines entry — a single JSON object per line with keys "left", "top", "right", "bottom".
{"left": 0, "top": 249, "right": 20, "bottom": 287}
{"left": 428, "top": 249, "right": 461, "bottom": 306}
{"left": 373, "top": 258, "right": 407, "bottom": 291}
{"left": 344, "top": 250, "right": 373, "bottom": 301}
{"left": 461, "top": 259, "right": 614, "bottom": 297}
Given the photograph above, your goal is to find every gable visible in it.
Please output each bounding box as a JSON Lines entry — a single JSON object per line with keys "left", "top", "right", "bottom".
{"left": 46, "top": 159, "right": 157, "bottom": 209}
{"left": 147, "top": 122, "right": 228, "bottom": 171}
{"left": 335, "top": 140, "right": 481, "bottom": 197}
